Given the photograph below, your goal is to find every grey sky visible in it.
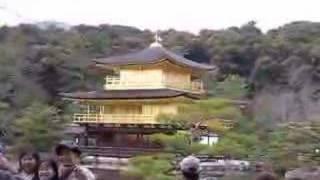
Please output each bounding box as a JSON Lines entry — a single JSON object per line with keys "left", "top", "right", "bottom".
{"left": 0, "top": 0, "right": 319, "bottom": 33}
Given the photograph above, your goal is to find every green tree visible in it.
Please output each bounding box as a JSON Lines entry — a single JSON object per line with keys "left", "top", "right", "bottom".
{"left": 200, "top": 21, "right": 263, "bottom": 77}
{"left": 157, "top": 98, "right": 243, "bottom": 133}
{"left": 151, "top": 133, "right": 190, "bottom": 154}
{"left": 13, "top": 102, "right": 68, "bottom": 152}
{"left": 123, "top": 154, "right": 175, "bottom": 180}
{"left": 203, "top": 117, "right": 260, "bottom": 159}
{"left": 263, "top": 121, "right": 320, "bottom": 174}
{"left": 208, "top": 75, "right": 247, "bottom": 99}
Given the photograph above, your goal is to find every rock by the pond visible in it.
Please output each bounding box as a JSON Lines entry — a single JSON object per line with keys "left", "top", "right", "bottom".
{"left": 285, "top": 166, "right": 320, "bottom": 180}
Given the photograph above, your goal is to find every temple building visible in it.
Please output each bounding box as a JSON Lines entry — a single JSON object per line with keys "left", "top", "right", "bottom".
{"left": 61, "top": 35, "right": 215, "bottom": 157}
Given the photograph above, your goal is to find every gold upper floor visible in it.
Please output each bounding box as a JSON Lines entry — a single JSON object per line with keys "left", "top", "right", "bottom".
{"left": 72, "top": 101, "right": 234, "bottom": 128}
{"left": 102, "top": 61, "right": 206, "bottom": 94}
{"left": 73, "top": 100, "right": 180, "bottom": 124}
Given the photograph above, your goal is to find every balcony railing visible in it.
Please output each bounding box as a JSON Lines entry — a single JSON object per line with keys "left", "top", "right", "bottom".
{"left": 166, "top": 80, "right": 204, "bottom": 93}
{"left": 105, "top": 76, "right": 204, "bottom": 93}
{"left": 73, "top": 113, "right": 155, "bottom": 124}
{"left": 105, "top": 76, "right": 120, "bottom": 86}
{"left": 104, "top": 76, "right": 163, "bottom": 90}
{"left": 191, "top": 81, "right": 204, "bottom": 92}
{"left": 80, "top": 146, "right": 163, "bottom": 158}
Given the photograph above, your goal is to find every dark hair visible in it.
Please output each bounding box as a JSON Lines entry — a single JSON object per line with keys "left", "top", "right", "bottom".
{"left": 18, "top": 151, "right": 40, "bottom": 180}
{"left": 255, "top": 172, "right": 278, "bottom": 180}
{"left": 182, "top": 171, "right": 199, "bottom": 180}
{"left": 39, "top": 159, "right": 59, "bottom": 180}
{"left": 55, "top": 143, "right": 81, "bottom": 156}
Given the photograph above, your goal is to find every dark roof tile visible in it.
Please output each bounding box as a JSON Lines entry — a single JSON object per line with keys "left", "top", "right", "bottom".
{"left": 60, "top": 89, "right": 201, "bottom": 100}
{"left": 94, "top": 46, "right": 215, "bottom": 70}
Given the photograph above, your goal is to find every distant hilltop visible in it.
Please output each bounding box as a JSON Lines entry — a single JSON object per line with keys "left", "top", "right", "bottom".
{"left": 34, "top": 21, "right": 72, "bottom": 30}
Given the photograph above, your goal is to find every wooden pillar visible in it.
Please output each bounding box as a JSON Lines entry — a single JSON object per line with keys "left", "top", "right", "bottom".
{"left": 84, "top": 125, "right": 89, "bottom": 146}
{"left": 141, "top": 134, "right": 145, "bottom": 147}
{"left": 146, "top": 135, "right": 150, "bottom": 147}
{"left": 114, "top": 133, "right": 121, "bottom": 147}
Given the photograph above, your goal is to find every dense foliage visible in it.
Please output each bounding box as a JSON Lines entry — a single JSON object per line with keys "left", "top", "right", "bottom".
{"left": 157, "top": 97, "right": 243, "bottom": 131}
{"left": 128, "top": 75, "right": 320, "bottom": 178}
{"left": 133, "top": 111, "right": 320, "bottom": 178}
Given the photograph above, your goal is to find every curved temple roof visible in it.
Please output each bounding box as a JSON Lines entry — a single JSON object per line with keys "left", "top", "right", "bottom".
{"left": 94, "top": 46, "right": 215, "bottom": 71}
{"left": 60, "top": 89, "right": 201, "bottom": 100}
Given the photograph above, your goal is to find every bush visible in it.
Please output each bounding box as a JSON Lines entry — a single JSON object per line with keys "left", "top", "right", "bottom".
{"left": 150, "top": 133, "right": 190, "bottom": 154}
{"left": 157, "top": 98, "right": 243, "bottom": 130}
{"left": 12, "top": 102, "right": 68, "bottom": 152}
{"left": 124, "top": 154, "right": 175, "bottom": 180}
{"left": 208, "top": 75, "right": 247, "bottom": 99}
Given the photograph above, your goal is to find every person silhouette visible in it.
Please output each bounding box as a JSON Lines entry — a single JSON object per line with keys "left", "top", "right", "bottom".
{"left": 179, "top": 155, "right": 200, "bottom": 180}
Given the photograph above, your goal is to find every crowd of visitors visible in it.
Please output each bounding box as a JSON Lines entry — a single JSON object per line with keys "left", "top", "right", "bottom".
{"left": 0, "top": 142, "right": 95, "bottom": 180}
{"left": 0, "top": 143, "right": 314, "bottom": 180}
{"left": 179, "top": 155, "right": 279, "bottom": 180}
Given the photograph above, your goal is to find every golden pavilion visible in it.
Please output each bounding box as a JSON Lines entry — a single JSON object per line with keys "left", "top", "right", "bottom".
{"left": 61, "top": 35, "right": 215, "bottom": 157}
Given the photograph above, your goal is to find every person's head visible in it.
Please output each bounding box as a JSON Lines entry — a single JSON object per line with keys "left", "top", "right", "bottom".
{"left": 256, "top": 172, "right": 278, "bottom": 180}
{"left": 55, "top": 142, "right": 81, "bottom": 167}
{"left": 180, "top": 155, "right": 200, "bottom": 180}
{"left": 19, "top": 151, "right": 40, "bottom": 175}
{"left": 255, "top": 162, "right": 265, "bottom": 172}
{"left": 38, "top": 159, "right": 59, "bottom": 180}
